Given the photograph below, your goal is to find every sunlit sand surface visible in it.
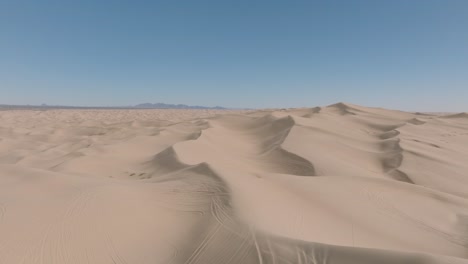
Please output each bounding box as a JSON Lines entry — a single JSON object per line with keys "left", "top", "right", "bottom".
{"left": 1, "top": 104, "right": 467, "bottom": 263}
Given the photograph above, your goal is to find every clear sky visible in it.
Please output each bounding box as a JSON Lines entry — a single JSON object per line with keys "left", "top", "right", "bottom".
{"left": 1, "top": 0, "right": 467, "bottom": 111}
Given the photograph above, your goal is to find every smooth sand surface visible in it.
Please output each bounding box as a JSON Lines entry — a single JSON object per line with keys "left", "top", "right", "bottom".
{"left": 0, "top": 104, "right": 467, "bottom": 264}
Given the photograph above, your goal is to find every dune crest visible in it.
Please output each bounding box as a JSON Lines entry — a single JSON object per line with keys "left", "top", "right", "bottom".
{"left": 442, "top": 112, "right": 468, "bottom": 119}
{"left": 0, "top": 106, "right": 467, "bottom": 263}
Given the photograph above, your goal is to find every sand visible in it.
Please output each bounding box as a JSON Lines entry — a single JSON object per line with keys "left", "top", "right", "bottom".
{"left": 0, "top": 103, "right": 467, "bottom": 264}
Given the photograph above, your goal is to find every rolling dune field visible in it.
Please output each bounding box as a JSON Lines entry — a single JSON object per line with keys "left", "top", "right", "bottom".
{"left": 0, "top": 103, "right": 467, "bottom": 264}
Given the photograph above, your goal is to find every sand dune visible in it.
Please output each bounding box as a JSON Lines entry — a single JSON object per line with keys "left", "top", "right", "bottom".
{"left": 0, "top": 105, "right": 467, "bottom": 263}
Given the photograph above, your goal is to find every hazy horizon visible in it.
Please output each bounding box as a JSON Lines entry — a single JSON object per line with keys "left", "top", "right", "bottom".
{"left": 1, "top": 0, "right": 467, "bottom": 111}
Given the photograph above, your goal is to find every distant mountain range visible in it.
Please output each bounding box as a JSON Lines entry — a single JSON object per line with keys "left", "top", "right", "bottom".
{"left": 0, "top": 103, "right": 227, "bottom": 110}
{"left": 134, "top": 103, "right": 225, "bottom": 109}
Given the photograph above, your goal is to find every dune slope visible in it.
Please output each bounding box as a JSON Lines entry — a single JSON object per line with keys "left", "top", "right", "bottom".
{"left": 0, "top": 106, "right": 467, "bottom": 264}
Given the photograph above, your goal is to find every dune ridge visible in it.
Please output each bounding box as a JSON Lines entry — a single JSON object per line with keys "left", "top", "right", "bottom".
{"left": 442, "top": 113, "right": 468, "bottom": 119}
{"left": 0, "top": 105, "right": 467, "bottom": 263}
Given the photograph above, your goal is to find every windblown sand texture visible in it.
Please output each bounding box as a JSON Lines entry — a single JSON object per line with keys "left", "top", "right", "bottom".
{"left": 0, "top": 103, "right": 468, "bottom": 264}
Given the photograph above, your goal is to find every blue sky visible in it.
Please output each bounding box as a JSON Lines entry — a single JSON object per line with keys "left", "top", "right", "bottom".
{"left": 1, "top": 0, "right": 467, "bottom": 111}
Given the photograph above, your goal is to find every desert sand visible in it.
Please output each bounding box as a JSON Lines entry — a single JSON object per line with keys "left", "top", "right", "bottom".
{"left": 0, "top": 103, "right": 467, "bottom": 264}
